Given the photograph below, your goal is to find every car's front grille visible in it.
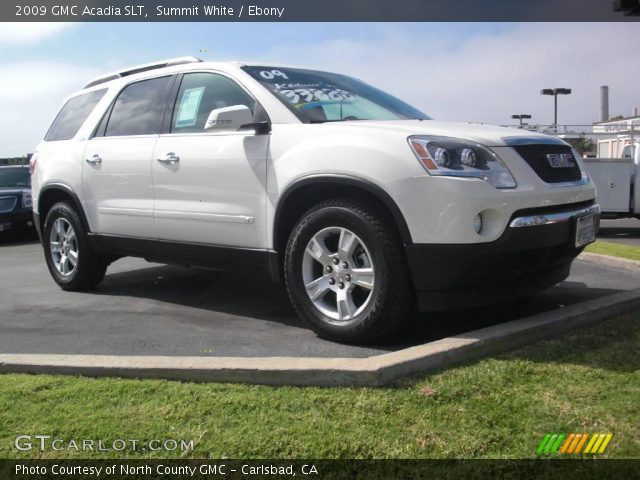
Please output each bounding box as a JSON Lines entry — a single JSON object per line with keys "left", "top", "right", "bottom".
{"left": 0, "top": 196, "right": 17, "bottom": 213}
{"left": 513, "top": 144, "right": 583, "bottom": 183}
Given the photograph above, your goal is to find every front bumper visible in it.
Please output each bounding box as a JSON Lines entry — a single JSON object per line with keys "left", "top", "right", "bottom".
{"left": 407, "top": 202, "right": 600, "bottom": 310}
{"left": 0, "top": 208, "right": 34, "bottom": 233}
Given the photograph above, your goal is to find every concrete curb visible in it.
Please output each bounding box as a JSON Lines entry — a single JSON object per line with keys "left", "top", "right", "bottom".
{"left": 2, "top": 287, "right": 639, "bottom": 387}
{"left": 579, "top": 251, "right": 640, "bottom": 272}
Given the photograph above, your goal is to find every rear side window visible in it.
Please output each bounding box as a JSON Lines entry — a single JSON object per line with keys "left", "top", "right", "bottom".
{"left": 45, "top": 89, "right": 106, "bottom": 141}
{"left": 105, "top": 76, "right": 172, "bottom": 137}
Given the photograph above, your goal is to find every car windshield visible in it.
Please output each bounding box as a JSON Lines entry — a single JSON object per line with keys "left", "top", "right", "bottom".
{"left": 242, "top": 66, "right": 430, "bottom": 123}
{"left": 0, "top": 168, "right": 31, "bottom": 187}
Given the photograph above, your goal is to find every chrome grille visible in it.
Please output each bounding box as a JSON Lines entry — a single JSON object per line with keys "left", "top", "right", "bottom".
{"left": 513, "top": 144, "right": 582, "bottom": 183}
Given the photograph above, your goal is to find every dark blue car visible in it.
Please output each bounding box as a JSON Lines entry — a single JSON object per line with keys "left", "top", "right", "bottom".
{"left": 0, "top": 165, "right": 34, "bottom": 234}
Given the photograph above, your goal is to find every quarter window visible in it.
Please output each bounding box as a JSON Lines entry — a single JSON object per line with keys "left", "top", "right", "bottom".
{"left": 45, "top": 89, "right": 106, "bottom": 141}
{"left": 171, "top": 73, "right": 255, "bottom": 133}
{"left": 105, "top": 76, "right": 172, "bottom": 137}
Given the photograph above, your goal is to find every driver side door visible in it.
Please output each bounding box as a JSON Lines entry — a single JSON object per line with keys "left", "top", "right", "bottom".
{"left": 152, "top": 72, "right": 269, "bottom": 249}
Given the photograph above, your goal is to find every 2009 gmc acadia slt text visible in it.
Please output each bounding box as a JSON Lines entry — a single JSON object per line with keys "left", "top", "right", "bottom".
{"left": 30, "top": 56, "right": 600, "bottom": 343}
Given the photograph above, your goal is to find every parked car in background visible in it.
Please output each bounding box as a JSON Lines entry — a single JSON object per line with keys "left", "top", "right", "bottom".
{"left": 0, "top": 165, "right": 33, "bottom": 235}
{"left": 31, "top": 57, "right": 599, "bottom": 343}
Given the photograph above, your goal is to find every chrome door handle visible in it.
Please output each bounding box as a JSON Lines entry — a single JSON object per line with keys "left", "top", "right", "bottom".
{"left": 157, "top": 153, "right": 180, "bottom": 164}
{"left": 85, "top": 154, "right": 102, "bottom": 165}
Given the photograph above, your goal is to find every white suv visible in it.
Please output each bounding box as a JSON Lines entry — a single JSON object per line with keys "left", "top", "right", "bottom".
{"left": 31, "top": 56, "right": 599, "bottom": 343}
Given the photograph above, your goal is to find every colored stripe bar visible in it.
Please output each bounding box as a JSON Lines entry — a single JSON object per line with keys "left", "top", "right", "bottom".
{"left": 551, "top": 434, "right": 566, "bottom": 453}
{"left": 560, "top": 434, "right": 575, "bottom": 454}
{"left": 584, "top": 434, "right": 599, "bottom": 454}
{"left": 598, "top": 434, "right": 613, "bottom": 454}
{"left": 536, "top": 434, "right": 552, "bottom": 455}
{"left": 546, "top": 434, "right": 562, "bottom": 454}
{"left": 574, "top": 434, "right": 589, "bottom": 454}
{"left": 589, "top": 434, "right": 606, "bottom": 454}
{"left": 567, "top": 434, "right": 583, "bottom": 454}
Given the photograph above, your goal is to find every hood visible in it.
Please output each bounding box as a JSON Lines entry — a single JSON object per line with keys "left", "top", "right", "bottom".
{"left": 325, "top": 119, "right": 568, "bottom": 147}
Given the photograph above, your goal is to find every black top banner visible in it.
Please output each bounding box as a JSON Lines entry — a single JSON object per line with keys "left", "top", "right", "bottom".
{"left": 5, "top": 0, "right": 640, "bottom": 22}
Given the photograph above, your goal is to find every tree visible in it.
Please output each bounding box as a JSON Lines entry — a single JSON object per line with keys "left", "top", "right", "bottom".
{"left": 564, "top": 136, "right": 595, "bottom": 156}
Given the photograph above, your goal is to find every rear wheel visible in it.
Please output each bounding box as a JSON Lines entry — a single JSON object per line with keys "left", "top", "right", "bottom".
{"left": 284, "top": 199, "right": 413, "bottom": 343}
{"left": 43, "top": 202, "right": 107, "bottom": 291}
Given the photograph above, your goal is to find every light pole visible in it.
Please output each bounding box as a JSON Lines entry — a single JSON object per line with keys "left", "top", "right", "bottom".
{"left": 511, "top": 114, "right": 532, "bottom": 127}
{"left": 541, "top": 88, "right": 571, "bottom": 132}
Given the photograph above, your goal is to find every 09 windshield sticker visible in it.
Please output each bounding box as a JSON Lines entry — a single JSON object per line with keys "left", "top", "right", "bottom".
{"left": 272, "top": 83, "right": 356, "bottom": 110}
{"left": 253, "top": 70, "right": 356, "bottom": 108}
{"left": 278, "top": 87, "right": 355, "bottom": 107}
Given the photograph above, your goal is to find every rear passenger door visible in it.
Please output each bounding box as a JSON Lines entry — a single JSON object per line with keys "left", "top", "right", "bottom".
{"left": 151, "top": 72, "right": 269, "bottom": 248}
{"left": 82, "top": 75, "right": 174, "bottom": 238}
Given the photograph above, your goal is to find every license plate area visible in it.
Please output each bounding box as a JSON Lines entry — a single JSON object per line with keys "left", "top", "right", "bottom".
{"left": 575, "top": 214, "right": 596, "bottom": 248}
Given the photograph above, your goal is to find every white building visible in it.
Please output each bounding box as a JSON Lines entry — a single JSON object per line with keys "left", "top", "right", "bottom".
{"left": 593, "top": 115, "right": 640, "bottom": 158}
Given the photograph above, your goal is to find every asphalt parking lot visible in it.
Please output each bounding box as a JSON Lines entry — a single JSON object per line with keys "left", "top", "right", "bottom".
{"left": 598, "top": 218, "right": 640, "bottom": 247}
{"left": 1, "top": 235, "right": 638, "bottom": 359}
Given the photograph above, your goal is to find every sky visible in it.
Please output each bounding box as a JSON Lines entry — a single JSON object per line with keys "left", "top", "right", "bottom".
{"left": 0, "top": 22, "right": 639, "bottom": 156}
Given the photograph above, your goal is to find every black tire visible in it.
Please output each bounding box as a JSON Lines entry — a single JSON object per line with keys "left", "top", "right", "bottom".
{"left": 43, "top": 201, "right": 107, "bottom": 291}
{"left": 284, "top": 198, "right": 413, "bottom": 344}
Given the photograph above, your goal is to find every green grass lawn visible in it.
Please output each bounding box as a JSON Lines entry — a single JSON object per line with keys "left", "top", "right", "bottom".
{"left": 1, "top": 313, "right": 638, "bottom": 460}
{"left": 586, "top": 241, "right": 640, "bottom": 261}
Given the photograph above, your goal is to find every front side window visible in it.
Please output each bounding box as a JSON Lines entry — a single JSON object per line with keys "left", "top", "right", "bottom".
{"left": 242, "top": 66, "right": 430, "bottom": 123}
{"left": 45, "top": 89, "right": 106, "bottom": 141}
{"left": 171, "top": 73, "right": 256, "bottom": 133}
{"left": 105, "top": 76, "right": 172, "bottom": 137}
{"left": 0, "top": 168, "right": 30, "bottom": 187}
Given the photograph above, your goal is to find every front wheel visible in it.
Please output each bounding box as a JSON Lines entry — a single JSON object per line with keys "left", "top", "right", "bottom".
{"left": 43, "top": 202, "right": 107, "bottom": 291}
{"left": 284, "top": 199, "right": 413, "bottom": 344}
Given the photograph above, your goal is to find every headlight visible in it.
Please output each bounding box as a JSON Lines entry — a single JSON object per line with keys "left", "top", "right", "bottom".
{"left": 408, "top": 136, "right": 517, "bottom": 189}
{"left": 21, "top": 191, "right": 32, "bottom": 209}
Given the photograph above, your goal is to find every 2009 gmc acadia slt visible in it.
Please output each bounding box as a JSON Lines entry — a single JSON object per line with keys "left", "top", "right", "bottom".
{"left": 30, "top": 56, "right": 600, "bottom": 343}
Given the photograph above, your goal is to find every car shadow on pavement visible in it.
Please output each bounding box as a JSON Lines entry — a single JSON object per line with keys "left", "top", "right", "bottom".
{"left": 96, "top": 263, "right": 303, "bottom": 327}
{"left": 93, "top": 263, "right": 624, "bottom": 352}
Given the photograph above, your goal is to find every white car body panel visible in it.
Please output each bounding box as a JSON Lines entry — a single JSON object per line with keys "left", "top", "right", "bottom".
{"left": 82, "top": 135, "right": 157, "bottom": 238}
{"left": 152, "top": 131, "right": 269, "bottom": 248}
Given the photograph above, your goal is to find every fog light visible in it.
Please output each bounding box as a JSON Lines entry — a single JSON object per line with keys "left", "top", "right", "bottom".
{"left": 473, "top": 214, "right": 483, "bottom": 234}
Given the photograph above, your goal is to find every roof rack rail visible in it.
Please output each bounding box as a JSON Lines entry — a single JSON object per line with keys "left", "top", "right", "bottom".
{"left": 84, "top": 56, "right": 202, "bottom": 89}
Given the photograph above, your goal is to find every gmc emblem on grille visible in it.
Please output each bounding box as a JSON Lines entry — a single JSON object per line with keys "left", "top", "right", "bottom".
{"left": 547, "top": 153, "right": 575, "bottom": 168}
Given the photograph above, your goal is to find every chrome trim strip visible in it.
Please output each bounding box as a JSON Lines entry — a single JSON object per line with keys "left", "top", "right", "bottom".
{"left": 509, "top": 204, "right": 600, "bottom": 228}
{"left": 154, "top": 210, "right": 255, "bottom": 224}
{"left": 98, "top": 207, "right": 152, "bottom": 218}
{"left": 502, "top": 135, "right": 569, "bottom": 146}
{"left": 543, "top": 178, "right": 591, "bottom": 188}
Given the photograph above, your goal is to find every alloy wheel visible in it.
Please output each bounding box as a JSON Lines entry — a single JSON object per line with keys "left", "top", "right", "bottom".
{"left": 301, "top": 226, "right": 376, "bottom": 324}
{"left": 49, "top": 217, "right": 78, "bottom": 277}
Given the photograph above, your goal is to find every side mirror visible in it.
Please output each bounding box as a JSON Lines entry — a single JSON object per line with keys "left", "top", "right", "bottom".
{"left": 204, "top": 105, "right": 254, "bottom": 132}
